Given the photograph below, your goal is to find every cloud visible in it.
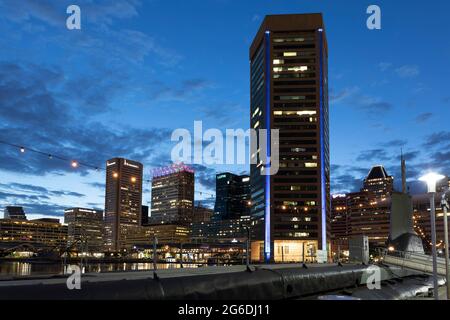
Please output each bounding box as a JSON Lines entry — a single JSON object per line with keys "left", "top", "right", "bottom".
{"left": 199, "top": 102, "right": 245, "bottom": 126}
{"left": 0, "top": 182, "right": 85, "bottom": 198}
{"left": 0, "top": 0, "right": 142, "bottom": 27}
{"left": 357, "top": 96, "right": 393, "bottom": 114}
{"left": 399, "top": 151, "right": 420, "bottom": 162}
{"left": 395, "top": 65, "right": 420, "bottom": 78}
{"left": 149, "top": 79, "right": 212, "bottom": 102}
{"left": 380, "top": 139, "right": 408, "bottom": 148}
{"left": 252, "top": 14, "right": 261, "bottom": 22}
{"left": 0, "top": 190, "right": 69, "bottom": 217}
{"left": 191, "top": 164, "right": 216, "bottom": 191}
{"left": 86, "top": 182, "right": 105, "bottom": 189}
{"left": 378, "top": 62, "right": 392, "bottom": 72}
{"left": 415, "top": 112, "right": 433, "bottom": 123}
{"left": 423, "top": 131, "right": 450, "bottom": 148}
{"left": 0, "top": 62, "right": 173, "bottom": 176}
{"left": 331, "top": 164, "right": 372, "bottom": 194}
{"left": 356, "top": 149, "right": 390, "bottom": 163}
{"left": 378, "top": 62, "right": 420, "bottom": 78}
{"left": 329, "top": 86, "right": 393, "bottom": 116}
{"left": 329, "top": 86, "right": 358, "bottom": 103}
{"left": 21, "top": 203, "right": 67, "bottom": 217}
{"left": 331, "top": 173, "right": 362, "bottom": 194}
{"left": 0, "top": 0, "right": 64, "bottom": 26}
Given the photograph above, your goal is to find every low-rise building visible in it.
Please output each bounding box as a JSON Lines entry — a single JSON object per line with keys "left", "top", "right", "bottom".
{"left": 0, "top": 217, "right": 67, "bottom": 249}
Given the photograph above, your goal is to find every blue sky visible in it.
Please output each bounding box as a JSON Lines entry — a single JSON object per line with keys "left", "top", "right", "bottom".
{"left": 0, "top": 0, "right": 449, "bottom": 221}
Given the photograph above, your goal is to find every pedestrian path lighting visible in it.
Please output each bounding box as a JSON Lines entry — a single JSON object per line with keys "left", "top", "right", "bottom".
{"left": 420, "top": 172, "right": 445, "bottom": 300}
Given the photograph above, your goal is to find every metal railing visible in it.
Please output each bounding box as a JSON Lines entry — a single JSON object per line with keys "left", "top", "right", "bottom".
{"left": 382, "top": 248, "right": 448, "bottom": 276}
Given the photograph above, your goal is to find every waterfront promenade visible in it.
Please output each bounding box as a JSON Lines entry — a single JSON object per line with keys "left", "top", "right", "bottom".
{"left": 0, "top": 263, "right": 425, "bottom": 300}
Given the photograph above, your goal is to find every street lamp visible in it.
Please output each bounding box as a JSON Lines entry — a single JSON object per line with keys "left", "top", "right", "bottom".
{"left": 420, "top": 172, "right": 445, "bottom": 300}
{"left": 441, "top": 188, "right": 450, "bottom": 300}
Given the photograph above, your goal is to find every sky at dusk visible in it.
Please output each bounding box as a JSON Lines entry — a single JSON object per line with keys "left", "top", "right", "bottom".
{"left": 0, "top": 0, "right": 449, "bottom": 221}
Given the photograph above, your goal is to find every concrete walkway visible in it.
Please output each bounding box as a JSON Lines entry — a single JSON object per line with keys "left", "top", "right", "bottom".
{"left": 0, "top": 263, "right": 343, "bottom": 287}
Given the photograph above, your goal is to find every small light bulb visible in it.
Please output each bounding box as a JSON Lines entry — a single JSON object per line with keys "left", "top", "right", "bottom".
{"left": 71, "top": 161, "right": 78, "bottom": 168}
{"left": 20, "top": 147, "right": 25, "bottom": 153}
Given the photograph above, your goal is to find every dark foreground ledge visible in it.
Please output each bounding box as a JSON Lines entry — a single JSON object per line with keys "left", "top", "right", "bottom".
{"left": 0, "top": 264, "right": 419, "bottom": 300}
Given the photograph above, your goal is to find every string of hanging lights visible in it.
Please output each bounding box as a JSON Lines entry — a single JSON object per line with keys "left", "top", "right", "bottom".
{"left": 0, "top": 139, "right": 216, "bottom": 200}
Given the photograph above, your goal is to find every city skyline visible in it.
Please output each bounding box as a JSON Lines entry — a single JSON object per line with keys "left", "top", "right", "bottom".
{"left": 1, "top": 0, "right": 450, "bottom": 221}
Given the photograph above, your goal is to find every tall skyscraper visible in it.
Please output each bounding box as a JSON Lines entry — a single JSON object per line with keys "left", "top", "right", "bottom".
{"left": 214, "top": 173, "right": 251, "bottom": 220}
{"left": 249, "top": 14, "right": 330, "bottom": 262}
{"left": 64, "top": 208, "right": 104, "bottom": 252}
{"left": 150, "top": 163, "right": 194, "bottom": 225}
{"left": 104, "top": 158, "right": 143, "bottom": 252}
{"left": 362, "top": 165, "right": 393, "bottom": 199}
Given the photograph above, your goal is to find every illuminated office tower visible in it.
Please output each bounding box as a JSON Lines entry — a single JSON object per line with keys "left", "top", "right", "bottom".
{"left": 214, "top": 173, "right": 251, "bottom": 220}
{"left": 104, "top": 158, "right": 143, "bottom": 252}
{"left": 249, "top": 14, "right": 330, "bottom": 263}
{"left": 150, "top": 163, "right": 194, "bottom": 225}
{"left": 64, "top": 208, "right": 104, "bottom": 252}
{"left": 362, "top": 165, "right": 394, "bottom": 200}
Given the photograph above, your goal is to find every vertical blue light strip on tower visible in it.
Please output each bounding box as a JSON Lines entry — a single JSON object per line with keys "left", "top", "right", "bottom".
{"left": 264, "top": 30, "right": 271, "bottom": 262}
{"left": 318, "top": 29, "right": 327, "bottom": 250}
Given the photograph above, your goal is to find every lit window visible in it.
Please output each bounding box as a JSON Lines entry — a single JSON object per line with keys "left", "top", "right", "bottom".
{"left": 305, "top": 163, "right": 317, "bottom": 168}
{"left": 297, "top": 110, "right": 316, "bottom": 116}
{"left": 279, "top": 96, "right": 305, "bottom": 100}
{"left": 273, "top": 67, "right": 283, "bottom": 72}
{"left": 283, "top": 52, "right": 297, "bottom": 57}
{"left": 294, "top": 232, "right": 309, "bottom": 237}
{"left": 273, "top": 59, "right": 284, "bottom": 65}
{"left": 288, "top": 66, "right": 308, "bottom": 72}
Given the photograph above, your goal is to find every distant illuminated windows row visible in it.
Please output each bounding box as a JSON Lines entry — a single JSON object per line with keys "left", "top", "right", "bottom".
{"left": 273, "top": 37, "right": 314, "bottom": 43}
{"left": 273, "top": 110, "right": 316, "bottom": 116}
{"left": 273, "top": 66, "right": 308, "bottom": 72}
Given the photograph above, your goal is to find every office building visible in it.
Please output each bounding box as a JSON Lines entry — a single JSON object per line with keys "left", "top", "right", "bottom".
{"left": 191, "top": 215, "right": 251, "bottom": 243}
{"left": 346, "top": 191, "right": 390, "bottom": 247}
{"left": 150, "top": 163, "right": 194, "bottom": 225}
{"left": 412, "top": 192, "right": 447, "bottom": 250}
{"left": 330, "top": 194, "right": 348, "bottom": 254}
{"left": 192, "top": 205, "right": 213, "bottom": 223}
{"left": 64, "top": 208, "right": 104, "bottom": 252}
{"left": 3, "top": 206, "right": 27, "bottom": 220}
{"left": 0, "top": 216, "right": 67, "bottom": 248}
{"left": 249, "top": 14, "right": 330, "bottom": 262}
{"left": 329, "top": 166, "right": 394, "bottom": 253}
{"left": 214, "top": 173, "right": 251, "bottom": 220}
{"left": 437, "top": 176, "right": 450, "bottom": 193}
{"left": 126, "top": 224, "right": 190, "bottom": 245}
{"left": 104, "top": 158, "right": 143, "bottom": 252}
{"left": 362, "top": 165, "right": 393, "bottom": 199}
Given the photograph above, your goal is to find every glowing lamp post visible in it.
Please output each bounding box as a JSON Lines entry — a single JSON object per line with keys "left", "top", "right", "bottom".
{"left": 441, "top": 188, "right": 450, "bottom": 300}
{"left": 420, "top": 172, "right": 445, "bottom": 300}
